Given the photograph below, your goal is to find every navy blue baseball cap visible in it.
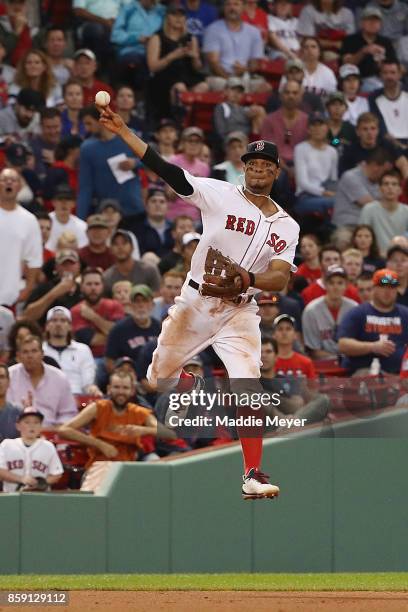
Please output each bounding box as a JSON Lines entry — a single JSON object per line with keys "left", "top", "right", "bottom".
{"left": 241, "top": 140, "right": 280, "bottom": 166}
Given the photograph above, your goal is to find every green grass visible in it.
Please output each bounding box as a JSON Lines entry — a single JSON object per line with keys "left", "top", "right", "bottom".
{"left": 0, "top": 573, "right": 407, "bottom": 591}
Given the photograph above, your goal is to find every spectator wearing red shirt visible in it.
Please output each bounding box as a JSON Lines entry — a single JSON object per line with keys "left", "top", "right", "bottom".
{"left": 71, "top": 268, "right": 125, "bottom": 358}
{"left": 242, "top": 0, "right": 268, "bottom": 41}
{"left": 0, "top": 0, "right": 33, "bottom": 66}
{"left": 295, "top": 233, "right": 321, "bottom": 284}
{"left": 35, "top": 211, "right": 54, "bottom": 264}
{"left": 72, "top": 49, "right": 114, "bottom": 107}
{"left": 78, "top": 215, "right": 115, "bottom": 271}
{"left": 273, "top": 314, "right": 316, "bottom": 380}
{"left": 301, "top": 244, "right": 361, "bottom": 305}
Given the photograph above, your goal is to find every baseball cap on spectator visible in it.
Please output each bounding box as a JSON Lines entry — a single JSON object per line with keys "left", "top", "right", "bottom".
{"left": 74, "top": 48, "right": 96, "bottom": 61}
{"left": 16, "top": 88, "right": 45, "bottom": 111}
{"left": 56, "top": 249, "right": 79, "bottom": 264}
{"left": 5, "top": 143, "right": 29, "bottom": 167}
{"left": 372, "top": 269, "right": 399, "bottom": 287}
{"left": 273, "top": 313, "right": 296, "bottom": 329}
{"left": 386, "top": 245, "right": 408, "bottom": 259}
{"left": 184, "top": 355, "right": 203, "bottom": 367}
{"left": 226, "top": 77, "right": 245, "bottom": 90}
{"left": 285, "top": 58, "right": 304, "bottom": 72}
{"left": 181, "top": 127, "right": 204, "bottom": 140}
{"left": 111, "top": 228, "right": 133, "bottom": 244}
{"left": 308, "top": 112, "right": 328, "bottom": 125}
{"left": 157, "top": 118, "right": 177, "bottom": 130}
{"left": 225, "top": 131, "right": 248, "bottom": 145}
{"left": 130, "top": 284, "right": 153, "bottom": 300}
{"left": 147, "top": 187, "right": 166, "bottom": 199}
{"left": 87, "top": 214, "right": 109, "bottom": 229}
{"left": 325, "top": 266, "right": 347, "bottom": 280}
{"left": 339, "top": 64, "right": 360, "bottom": 80}
{"left": 98, "top": 198, "right": 121, "bottom": 213}
{"left": 361, "top": 6, "right": 382, "bottom": 20}
{"left": 326, "top": 91, "right": 346, "bottom": 106}
{"left": 182, "top": 232, "right": 201, "bottom": 246}
{"left": 17, "top": 406, "right": 44, "bottom": 422}
{"left": 52, "top": 184, "right": 76, "bottom": 200}
{"left": 114, "top": 356, "right": 138, "bottom": 372}
{"left": 167, "top": 2, "right": 186, "bottom": 14}
{"left": 46, "top": 306, "right": 72, "bottom": 322}
{"left": 257, "top": 292, "right": 281, "bottom": 305}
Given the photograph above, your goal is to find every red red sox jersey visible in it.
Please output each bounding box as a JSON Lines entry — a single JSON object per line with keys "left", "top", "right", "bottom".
{"left": 178, "top": 172, "right": 300, "bottom": 293}
{"left": 0, "top": 438, "right": 63, "bottom": 492}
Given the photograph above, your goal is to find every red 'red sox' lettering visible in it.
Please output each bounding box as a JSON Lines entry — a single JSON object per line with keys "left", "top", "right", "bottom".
{"left": 267, "top": 232, "right": 287, "bottom": 253}
{"left": 225, "top": 215, "right": 255, "bottom": 236}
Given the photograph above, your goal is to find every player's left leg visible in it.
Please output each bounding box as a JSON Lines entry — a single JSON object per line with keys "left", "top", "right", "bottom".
{"left": 212, "top": 302, "right": 279, "bottom": 500}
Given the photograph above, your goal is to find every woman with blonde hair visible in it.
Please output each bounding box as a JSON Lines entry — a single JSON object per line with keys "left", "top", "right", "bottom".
{"left": 10, "top": 49, "right": 63, "bottom": 107}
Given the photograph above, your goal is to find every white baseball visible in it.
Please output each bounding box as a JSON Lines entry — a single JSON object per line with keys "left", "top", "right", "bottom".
{"left": 95, "top": 90, "right": 111, "bottom": 107}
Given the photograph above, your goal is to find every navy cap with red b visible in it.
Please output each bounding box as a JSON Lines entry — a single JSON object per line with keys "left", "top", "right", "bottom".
{"left": 241, "top": 140, "right": 280, "bottom": 166}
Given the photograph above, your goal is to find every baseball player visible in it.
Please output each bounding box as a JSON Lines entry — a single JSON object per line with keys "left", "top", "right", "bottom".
{"left": 97, "top": 105, "right": 299, "bottom": 500}
{"left": 0, "top": 407, "right": 63, "bottom": 492}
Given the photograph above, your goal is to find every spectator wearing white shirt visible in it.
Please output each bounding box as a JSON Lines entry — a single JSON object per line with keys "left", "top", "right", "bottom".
{"left": 47, "top": 184, "right": 88, "bottom": 251}
{"left": 294, "top": 112, "right": 338, "bottom": 217}
{"left": 42, "top": 306, "right": 101, "bottom": 396}
{"left": 370, "top": 60, "right": 408, "bottom": 146}
{"left": 0, "top": 168, "right": 42, "bottom": 308}
{"left": 338, "top": 63, "right": 369, "bottom": 126}
{"left": 298, "top": 36, "right": 337, "bottom": 95}
{"left": 267, "top": 0, "right": 300, "bottom": 60}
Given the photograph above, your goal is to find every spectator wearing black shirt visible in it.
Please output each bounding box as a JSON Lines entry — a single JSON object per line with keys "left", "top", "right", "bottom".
{"left": 257, "top": 291, "right": 302, "bottom": 336}
{"left": 105, "top": 284, "right": 161, "bottom": 374}
{"left": 386, "top": 244, "right": 408, "bottom": 306}
{"left": 23, "top": 249, "right": 82, "bottom": 327}
{"left": 325, "top": 91, "right": 355, "bottom": 154}
{"left": 158, "top": 214, "right": 195, "bottom": 275}
{"left": 120, "top": 189, "right": 174, "bottom": 257}
{"left": 339, "top": 112, "right": 408, "bottom": 179}
{"left": 351, "top": 224, "right": 385, "bottom": 275}
{"left": 340, "top": 6, "right": 397, "bottom": 92}
{"left": 0, "top": 365, "right": 19, "bottom": 442}
{"left": 29, "top": 108, "right": 63, "bottom": 180}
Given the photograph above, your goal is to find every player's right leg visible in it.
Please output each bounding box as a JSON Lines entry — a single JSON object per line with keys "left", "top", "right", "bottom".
{"left": 211, "top": 302, "right": 279, "bottom": 500}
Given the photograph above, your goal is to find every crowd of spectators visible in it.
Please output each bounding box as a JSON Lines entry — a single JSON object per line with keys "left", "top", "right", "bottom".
{"left": 1, "top": 0, "right": 408, "bottom": 488}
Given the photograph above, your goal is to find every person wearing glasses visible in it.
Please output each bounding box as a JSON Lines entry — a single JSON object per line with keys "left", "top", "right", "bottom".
{"left": 337, "top": 268, "right": 408, "bottom": 375}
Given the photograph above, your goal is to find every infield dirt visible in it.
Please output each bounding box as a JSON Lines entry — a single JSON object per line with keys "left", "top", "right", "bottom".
{"left": 3, "top": 590, "right": 408, "bottom": 612}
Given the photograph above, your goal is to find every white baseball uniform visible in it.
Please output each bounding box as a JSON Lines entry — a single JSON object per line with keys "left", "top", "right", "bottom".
{"left": 147, "top": 172, "right": 300, "bottom": 386}
{"left": 0, "top": 438, "right": 63, "bottom": 493}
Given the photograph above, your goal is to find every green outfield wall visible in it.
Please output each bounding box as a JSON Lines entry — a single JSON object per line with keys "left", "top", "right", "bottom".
{"left": 1, "top": 408, "right": 408, "bottom": 574}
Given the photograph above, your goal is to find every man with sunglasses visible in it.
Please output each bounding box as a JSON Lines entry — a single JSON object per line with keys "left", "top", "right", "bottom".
{"left": 338, "top": 269, "right": 408, "bottom": 375}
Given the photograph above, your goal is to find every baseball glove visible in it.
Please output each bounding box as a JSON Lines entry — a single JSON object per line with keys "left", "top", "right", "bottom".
{"left": 17, "top": 477, "right": 49, "bottom": 492}
{"left": 201, "top": 247, "right": 251, "bottom": 298}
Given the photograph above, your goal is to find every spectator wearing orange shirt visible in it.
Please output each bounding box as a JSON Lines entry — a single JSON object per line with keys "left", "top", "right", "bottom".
{"left": 58, "top": 371, "right": 158, "bottom": 468}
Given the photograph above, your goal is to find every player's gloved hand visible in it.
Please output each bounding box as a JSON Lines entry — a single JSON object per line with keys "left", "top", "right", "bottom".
{"left": 201, "top": 247, "right": 251, "bottom": 298}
